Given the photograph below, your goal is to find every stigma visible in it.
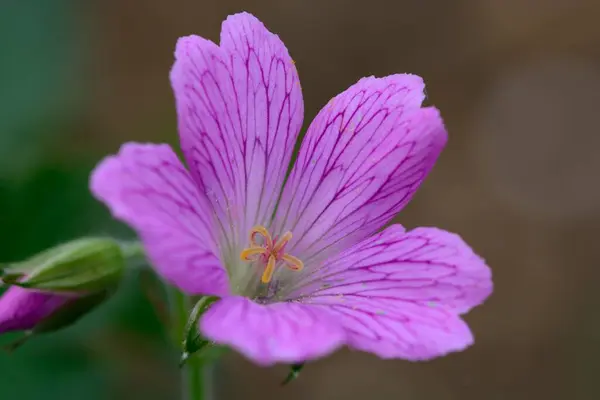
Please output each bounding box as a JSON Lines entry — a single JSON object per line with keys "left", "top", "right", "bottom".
{"left": 240, "top": 226, "right": 304, "bottom": 284}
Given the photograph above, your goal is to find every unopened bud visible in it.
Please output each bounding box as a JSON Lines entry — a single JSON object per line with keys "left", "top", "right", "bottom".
{"left": 0, "top": 237, "right": 142, "bottom": 347}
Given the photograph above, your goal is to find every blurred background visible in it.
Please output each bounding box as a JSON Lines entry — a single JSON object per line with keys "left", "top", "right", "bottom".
{"left": 1, "top": 0, "right": 599, "bottom": 399}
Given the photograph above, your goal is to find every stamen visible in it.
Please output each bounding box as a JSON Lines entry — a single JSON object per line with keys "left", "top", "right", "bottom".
{"left": 261, "top": 255, "right": 276, "bottom": 283}
{"left": 240, "top": 227, "right": 303, "bottom": 285}
{"left": 281, "top": 254, "right": 304, "bottom": 271}
{"left": 272, "top": 231, "right": 293, "bottom": 253}
{"left": 240, "top": 246, "right": 267, "bottom": 261}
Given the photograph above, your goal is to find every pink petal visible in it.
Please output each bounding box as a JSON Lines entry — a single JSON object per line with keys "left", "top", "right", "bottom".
{"left": 273, "top": 75, "right": 447, "bottom": 268}
{"left": 297, "top": 225, "right": 492, "bottom": 360}
{"left": 309, "top": 294, "right": 474, "bottom": 360}
{"left": 90, "top": 143, "right": 229, "bottom": 296}
{"left": 170, "top": 13, "right": 303, "bottom": 259}
{"left": 0, "top": 286, "right": 68, "bottom": 333}
{"left": 200, "top": 296, "right": 345, "bottom": 365}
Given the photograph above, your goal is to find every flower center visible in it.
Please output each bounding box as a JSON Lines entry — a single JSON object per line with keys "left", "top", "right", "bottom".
{"left": 239, "top": 226, "right": 304, "bottom": 284}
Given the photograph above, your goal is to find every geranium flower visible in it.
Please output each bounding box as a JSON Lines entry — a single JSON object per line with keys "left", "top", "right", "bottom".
{"left": 91, "top": 12, "right": 492, "bottom": 366}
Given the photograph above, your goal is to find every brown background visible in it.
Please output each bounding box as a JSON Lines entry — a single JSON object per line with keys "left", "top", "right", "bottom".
{"left": 49, "top": 0, "right": 600, "bottom": 398}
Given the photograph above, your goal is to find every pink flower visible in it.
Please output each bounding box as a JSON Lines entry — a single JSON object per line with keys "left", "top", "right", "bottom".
{"left": 91, "top": 12, "right": 492, "bottom": 366}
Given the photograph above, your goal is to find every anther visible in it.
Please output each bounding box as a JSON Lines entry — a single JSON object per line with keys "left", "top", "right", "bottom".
{"left": 240, "top": 226, "right": 304, "bottom": 284}
{"left": 240, "top": 246, "right": 266, "bottom": 261}
{"left": 273, "top": 231, "right": 293, "bottom": 253}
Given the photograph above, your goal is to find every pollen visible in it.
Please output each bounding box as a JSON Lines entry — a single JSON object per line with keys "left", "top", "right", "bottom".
{"left": 240, "top": 225, "right": 304, "bottom": 284}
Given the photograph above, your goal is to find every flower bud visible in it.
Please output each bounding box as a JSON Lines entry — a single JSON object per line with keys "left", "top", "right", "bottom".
{"left": 0, "top": 237, "right": 137, "bottom": 345}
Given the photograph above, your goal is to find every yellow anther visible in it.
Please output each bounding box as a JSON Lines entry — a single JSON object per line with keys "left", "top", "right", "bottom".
{"left": 240, "top": 226, "right": 303, "bottom": 284}
{"left": 272, "top": 231, "right": 293, "bottom": 253}
{"left": 282, "top": 254, "right": 304, "bottom": 271}
{"left": 249, "top": 226, "right": 273, "bottom": 249}
{"left": 240, "top": 246, "right": 267, "bottom": 261}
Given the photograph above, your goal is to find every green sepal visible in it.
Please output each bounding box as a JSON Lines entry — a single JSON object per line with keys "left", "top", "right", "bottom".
{"left": 180, "top": 296, "right": 219, "bottom": 366}
{"left": 2, "top": 238, "right": 125, "bottom": 293}
{"left": 3, "top": 332, "right": 32, "bottom": 353}
{"left": 33, "top": 290, "right": 111, "bottom": 334}
{"left": 281, "top": 363, "right": 305, "bottom": 386}
{"left": 0, "top": 242, "right": 73, "bottom": 279}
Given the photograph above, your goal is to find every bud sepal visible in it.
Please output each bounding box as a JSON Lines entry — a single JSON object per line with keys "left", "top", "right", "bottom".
{"left": 180, "top": 296, "right": 219, "bottom": 366}
{"left": 1, "top": 237, "right": 127, "bottom": 293}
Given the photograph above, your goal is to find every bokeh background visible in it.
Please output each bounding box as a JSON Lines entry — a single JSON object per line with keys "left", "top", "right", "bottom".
{"left": 1, "top": 0, "right": 600, "bottom": 399}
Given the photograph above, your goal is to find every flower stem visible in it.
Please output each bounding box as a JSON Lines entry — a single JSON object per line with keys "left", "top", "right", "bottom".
{"left": 119, "top": 240, "right": 148, "bottom": 270}
{"left": 185, "top": 355, "right": 204, "bottom": 400}
{"left": 169, "top": 287, "right": 206, "bottom": 400}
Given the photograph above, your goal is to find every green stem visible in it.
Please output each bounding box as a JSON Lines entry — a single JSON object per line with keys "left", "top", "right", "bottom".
{"left": 119, "top": 240, "right": 147, "bottom": 270}
{"left": 186, "top": 356, "right": 204, "bottom": 400}
{"left": 119, "top": 240, "right": 145, "bottom": 259}
{"left": 169, "top": 288, "right": 205, "bottom": 400}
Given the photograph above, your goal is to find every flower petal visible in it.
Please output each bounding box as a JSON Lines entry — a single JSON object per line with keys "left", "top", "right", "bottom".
{"left": 90, "top": 143, "right": 228, "bottom": 296}
{"left": 296, "top": 225, "right": 492, "bottom": 360}
{"left": 170, "top": 13, "right": 303, "bottom": 267}
{"left": 200, "top": 296, "right": 345, "bottom": 365}
{"left": 0, "top": 286, "right": 68, "bottom": 333}
{"left": 273, "top": 75, "right": 446, "bottom": 268}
